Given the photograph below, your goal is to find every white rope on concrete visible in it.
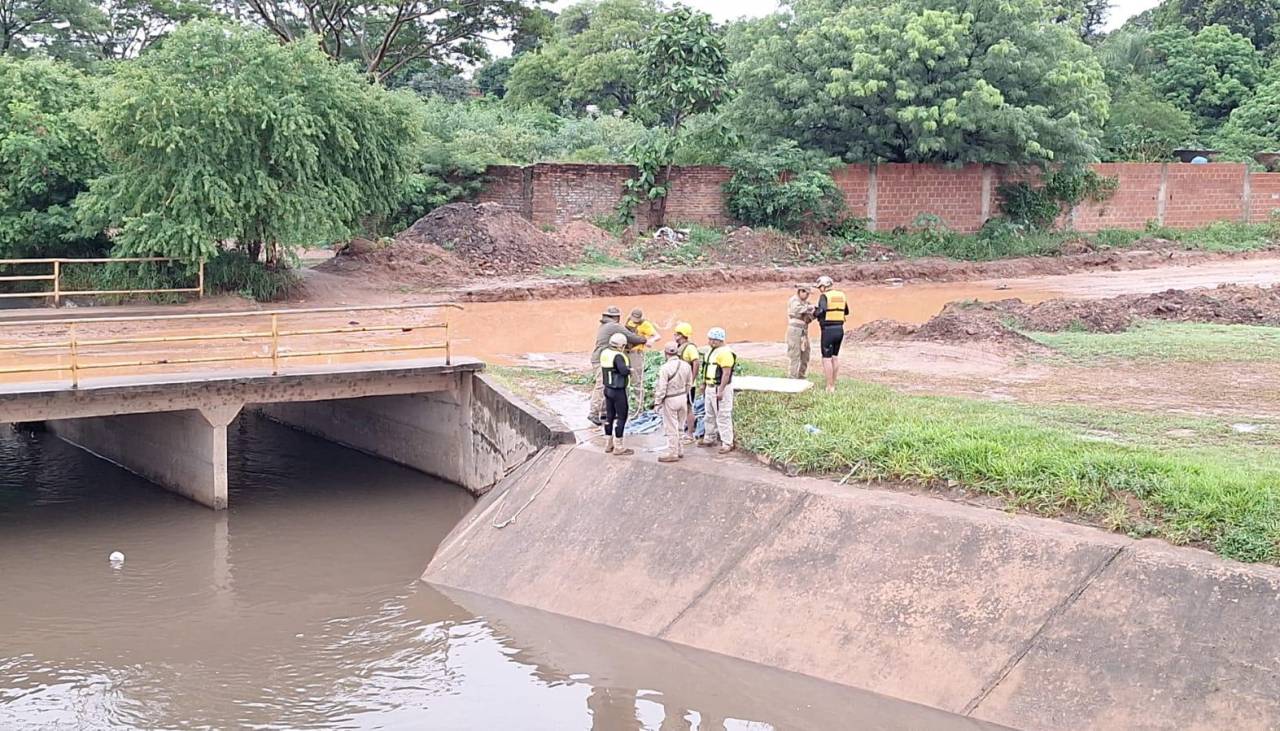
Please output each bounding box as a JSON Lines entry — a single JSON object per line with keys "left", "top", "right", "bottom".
{"left": 491, "top": 447, "right": 573, "bottom": 529}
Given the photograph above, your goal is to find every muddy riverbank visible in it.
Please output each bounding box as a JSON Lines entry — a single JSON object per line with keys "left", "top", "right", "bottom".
{"left": 317, "top": 246, "right": 1278, "bottom": 303}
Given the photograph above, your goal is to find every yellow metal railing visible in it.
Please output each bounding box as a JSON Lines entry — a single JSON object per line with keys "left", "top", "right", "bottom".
{"left": 0, "top": 257, "right": 203, "bottom": 305}
{"left": 0, "top": 303, "right": 461, "bottom": 388}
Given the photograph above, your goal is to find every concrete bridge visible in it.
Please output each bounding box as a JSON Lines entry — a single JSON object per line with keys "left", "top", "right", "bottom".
{"left": 0, "top": 305, "right": 572, "bottom": 508}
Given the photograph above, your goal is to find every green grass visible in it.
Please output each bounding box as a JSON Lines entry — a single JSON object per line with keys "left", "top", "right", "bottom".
{"left": 543, "top": 247, "right": 626, "bottom": 281}
{"left": 735, "top": 373, "right": 1280, "bottom": 563}
{"left": 835, "top": 219, "right": 1277, "bottom": 263}
{"left": 1028, "top": 321, "right": 1280, "bottom": 363}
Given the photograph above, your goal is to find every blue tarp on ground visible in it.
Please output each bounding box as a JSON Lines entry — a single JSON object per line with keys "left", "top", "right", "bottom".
{"left": 625, "top": 397, "right": 706, "bottom": 437}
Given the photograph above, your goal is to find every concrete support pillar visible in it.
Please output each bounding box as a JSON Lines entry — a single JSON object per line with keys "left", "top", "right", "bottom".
{"left": 48, "top": 403, "right": 241, "bottom": 509}
{"left": 1156, "top": 163, "right": 1169, "bottom": 225}
{"left": 1242, "top": 166, "right": 1253, "bottom": 223}
{"left": 866, "top": 163, "right": 879, "bottom": 232}
{"left": 979, "top": 165, "right": 993, "bottom": 224}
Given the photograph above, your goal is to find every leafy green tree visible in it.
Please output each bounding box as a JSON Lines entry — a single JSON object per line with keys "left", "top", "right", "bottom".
{"left": 72, "top": 0, "right": 210, "bottom": 60}
{"left": 404, "top": 65, "right": 471, "bottom": 101}
{"left": 1215, "top": 76, "right": 1280, "bottom": 156}
{"left": 78, "top": 21, "right": 423, "bottom": 264}
{"left": 1149, "top": 24, "right": 1262, "bottom": 125}
{"left": 0, "top": 56, "right": 106, "bottom": 258}
{"left": 1, "top": 0, "right": 101, "bottom": 57}
{"left": 733, "top": 0, "right": 1109, "bottom": 165}
{"left": 231, "top": 0, "right": 527, "bottom": 81}
{"left": 1103, "top": 82, "right": 1197, "bottom": 161}
{"left": 475, "top": 56, "right": 516, "bottom": 98}
{"left": 634, "top": 4, "right": 729, "bottom": 224}
{"left": 1151, "top": 0, "right": 1280, "bottom": 52}
{"left": 504, "top": 0, "right": 660, "bottom": 113}
{"left": 637, "top": 6, "right": 729, "bottom": 132}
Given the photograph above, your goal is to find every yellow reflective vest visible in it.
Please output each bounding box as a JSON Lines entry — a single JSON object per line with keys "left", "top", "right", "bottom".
{"left": 821, "top": 289, "right": 848, "bottom": 325}
{"left": 600, "top": 347, "right": 627, "bottom": 389}
{"left": 704, "top": 345, "right": 736, "bottom": 385}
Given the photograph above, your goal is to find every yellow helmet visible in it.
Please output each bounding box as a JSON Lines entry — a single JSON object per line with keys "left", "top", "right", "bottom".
{"left": 674, "top": 322, "right": 693, "bottom": 338}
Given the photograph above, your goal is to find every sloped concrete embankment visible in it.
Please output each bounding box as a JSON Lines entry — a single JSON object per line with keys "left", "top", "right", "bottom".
{"left": 424, "top": 447, "right": 1280, "bottom": 730}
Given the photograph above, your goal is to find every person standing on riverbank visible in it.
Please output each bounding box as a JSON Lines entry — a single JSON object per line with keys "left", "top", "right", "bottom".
{"left": 652, "top": 342, "right": 693, "bottom": 463}
{"left": 590, "top": 307, "right": 646, "bottom": 425}
{"left": 814, "top": 275, "right": 849, "bottom": 393}
{"left": 625, "top": 308, "right": 660, "bottom": 409}
{"left": 699, "top": 327, "right": 736, "bottom": 454}
{"left": 600, "top": 332, "right": 635, "bottom": 455}
{"left": 786, "top": 285, "right": 815, "bottom": 378}
{"left": 673, "top": 322, "right": 701, "bottom": 439}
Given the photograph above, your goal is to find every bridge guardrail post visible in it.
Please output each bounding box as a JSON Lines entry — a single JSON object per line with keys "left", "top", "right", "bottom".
{"left": 270, "top": 314, "right": 280, "bottom": 375}
{"left": 52, "top": 260, "right": 61, "bottom": 307}
{"left": 68, "top": 322, "right": 79, "bottom": 389}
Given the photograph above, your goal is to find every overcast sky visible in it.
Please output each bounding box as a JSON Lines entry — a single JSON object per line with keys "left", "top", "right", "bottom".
{"left": 542, "top": 0, "right": 1161, "bottom": 31}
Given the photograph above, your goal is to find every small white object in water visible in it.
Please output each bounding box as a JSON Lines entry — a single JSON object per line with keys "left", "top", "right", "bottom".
{"left": 109, "top": 550, "right": 124, "bottom": 564}
{"left": 1233, "top": 423, "right": 1260, "bottom": 433}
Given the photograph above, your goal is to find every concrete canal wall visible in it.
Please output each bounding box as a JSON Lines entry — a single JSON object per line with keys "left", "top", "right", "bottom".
{"left": 424, "top": 446, "right": 1280, "bottom": 730}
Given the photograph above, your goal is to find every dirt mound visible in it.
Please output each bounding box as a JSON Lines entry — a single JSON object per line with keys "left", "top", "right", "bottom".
{"left": 322, "top": 203, "right": 601, "bottom": 284}
{"left": 400, "top": 202, "right": 577, "bottom": 275}
{"left": 851, "top": 312, "right": 1038, "bottom": 346}
{"left": 945, "top": 285, "right": 1280, "bottom": 333}
{"left": 319, "top": 236, "right": 476, "bottom": 287}
{"left": 550, "top": 220, "right": 623, "bottom": 257}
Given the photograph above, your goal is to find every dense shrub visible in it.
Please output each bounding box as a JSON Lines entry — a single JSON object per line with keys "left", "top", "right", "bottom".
{"left": 722, "top": 143, "right": 844, "bottom": 231}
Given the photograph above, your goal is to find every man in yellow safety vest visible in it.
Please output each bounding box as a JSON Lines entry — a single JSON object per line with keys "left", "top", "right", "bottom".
{"left": 673, "top": 321, "right": 701, "bottom": 440}
{"left": 814, "top": 275, "right": 849, "bottom": 393}
{"left": 698, "top": 327, "right": 736, "bottom": 455}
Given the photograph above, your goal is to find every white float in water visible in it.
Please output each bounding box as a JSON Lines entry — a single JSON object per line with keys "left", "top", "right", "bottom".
{"left": 109, "top": 550, "right": 125, "bottom": 564}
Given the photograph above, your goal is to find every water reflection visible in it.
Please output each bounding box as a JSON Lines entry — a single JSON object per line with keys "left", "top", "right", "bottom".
{"left": 0, "top": 415, "right": 1007, "bottom": 730}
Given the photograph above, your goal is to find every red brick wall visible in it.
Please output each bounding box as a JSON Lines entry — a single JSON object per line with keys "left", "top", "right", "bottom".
{"left": 665, "top": 166, "right": 735, "bottom": 226}
{"left": 1249, "top": 173, "right": 1280, "bottom": 223}
{"left": 529, "top": 162, "right": 635, "bottom": 226}
{"left": 875, "top": 164, "right": 988, "bottom": 232}
{"left": 831, "top": 165, "right": 872, "bottom": 220}
{"left": 476, "top": 161, "right": 1263, "bottom": 234}
{"left": 1070, "top": 163, "right": 1163, "bottom": 232}
{"left": 474, "top": 165, "right": 528, "bottom": 218}
{"left": 1164, "top": 164, "right": 1246, "bottom": 229}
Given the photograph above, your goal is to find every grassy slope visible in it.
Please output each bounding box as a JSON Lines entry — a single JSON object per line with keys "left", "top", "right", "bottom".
{"left": 734, "top": 372, "right": 1280, "bottom": 564}
{"left": 1029, "top": 321, "right": 1280, "bottom": 362}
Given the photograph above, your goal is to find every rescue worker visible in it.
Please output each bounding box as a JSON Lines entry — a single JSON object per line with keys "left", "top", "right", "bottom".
{"left": 625, "top": 308, "right": 660, "bottom": 409}
{"left": 814, "top": 275, "right": 849, "bottom": 393}
{"left": 590, "top": 306, "right": 645, "bottom": 425}
{"left": 698, "top": 327, "right": 736, "bottom": 454}
{"left": 673, "top": 322, "right": 701, "bottom": 439}
{"left": 652, "top": 341, "right": 693, "bottom": 463}
{"left": 786, "top": 284, "right": 815, "bottom": 378}
{"left": 600, "top": 332, "right": 635, "bottom": 455}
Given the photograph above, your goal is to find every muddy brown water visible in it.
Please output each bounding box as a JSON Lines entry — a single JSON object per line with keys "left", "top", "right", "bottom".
{"left": 453, "top": 281, "right": 1060, "bottom": 364}
{"left": 0, "top": 414, "right": 1007, "bottom": 730}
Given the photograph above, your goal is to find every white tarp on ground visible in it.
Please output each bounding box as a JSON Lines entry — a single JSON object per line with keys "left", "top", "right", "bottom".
{"left": 732, "top": 376, "right": 813, "bottom": 393}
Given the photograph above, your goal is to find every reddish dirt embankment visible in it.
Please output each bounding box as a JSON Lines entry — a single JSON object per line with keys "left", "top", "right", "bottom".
{"left": 852, "top": 284, "right": 1280, "bottom": 345}
{"left": 320, "top": 203, "right": 622, "bottom": 284}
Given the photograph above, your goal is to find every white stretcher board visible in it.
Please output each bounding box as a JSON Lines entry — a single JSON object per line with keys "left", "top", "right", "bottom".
{"left": 731, "top": 376, "right": 814, "bottom": 393}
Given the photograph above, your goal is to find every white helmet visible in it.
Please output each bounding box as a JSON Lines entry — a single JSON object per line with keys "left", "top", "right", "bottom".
{"left": 707, "top": 327, "right": 726, "bottom": 341}
{"left": 817, "top": 275, "right": 834, "bottom": 289}
{"left": 609, "top": 333, "right": 628, "bottom": 348}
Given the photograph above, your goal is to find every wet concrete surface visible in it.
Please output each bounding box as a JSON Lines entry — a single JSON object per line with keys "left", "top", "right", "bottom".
{"left": 0, "top": 414, "right": 1009, "bottom": 730}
